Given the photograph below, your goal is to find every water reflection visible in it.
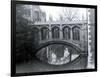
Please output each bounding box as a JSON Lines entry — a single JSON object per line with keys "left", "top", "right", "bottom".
{"left": 36, "top": 44, "right": 79, "bottom": 65}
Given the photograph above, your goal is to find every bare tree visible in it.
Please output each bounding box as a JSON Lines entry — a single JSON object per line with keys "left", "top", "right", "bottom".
{"left": 59, "top": 14, "right": 64, "bottom": 21}
{"left": 60, "top": 8, "right": 79, "bottom": 22}
{"left": 48, "top": 14, "right": 53, "bottom": 22}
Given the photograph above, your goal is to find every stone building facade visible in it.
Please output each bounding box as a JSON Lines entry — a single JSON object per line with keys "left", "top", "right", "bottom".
{"left": 87, "top": 8, "right": 95, "bottom": 68}
{"left": 18, "top": 5, "right": 46, "bottom": 23}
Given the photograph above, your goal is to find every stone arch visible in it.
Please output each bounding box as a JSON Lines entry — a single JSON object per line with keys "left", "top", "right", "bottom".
{"left": 34, "top": 40, "right": 87, "bottom": 68}
{"left": 32, "top": 27, "right": 40, "bottom": 44}
{"left": 52, "top": 26, "right": 60, "bottom": 39}
{"left": 63, "top": 26, "right": 70, "bottom": 40}
{"left": 34, "top": 40, "right": 83, "bottom": 54}
{"left": 41, "top": 27, "right": 49, "bottom": 40}
{"left": 72, "top": 26, "right": 80, "bottom": 40}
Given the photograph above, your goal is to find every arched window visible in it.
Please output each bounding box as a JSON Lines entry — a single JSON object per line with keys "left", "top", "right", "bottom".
{"left": 32, "top": 27, "right": 39, "bottom": 42}
{"left": 63, "top": 26, "right": 70, "bottom": 40}
{"left": 41, "top": 27, "right": 49, "bottom": 40}
{"left": 72, "top": 26, "right": 80, "bottom": 40}
{"left": 52, "top": 27, "right": 60, "bottom": 39}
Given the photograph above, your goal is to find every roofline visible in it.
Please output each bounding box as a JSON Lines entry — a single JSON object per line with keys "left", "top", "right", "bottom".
{"left": 29, "top": 20, "right": 87, "bottom": 25}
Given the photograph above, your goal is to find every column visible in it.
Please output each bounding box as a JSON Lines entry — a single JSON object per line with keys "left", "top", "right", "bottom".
{"left": 49, "top": 24, "right": 52, "bottom": 40}
{"left": 80, "top": 24, "right": 83, "bottom": 42}
{"left": 70, "top": 28, "right": 73, "bottom": 40}
{"left": 60, "top": 24, "right": 63, "bottom": 40}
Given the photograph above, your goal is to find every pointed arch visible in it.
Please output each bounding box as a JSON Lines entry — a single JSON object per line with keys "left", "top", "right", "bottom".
{"left": 41, "top": 27, "right": 49, "bottom": 40}
{"left": 32, "top": 27, "right": 40, "bottom": 42}
{"left": 72, "top": 26, "right": 80, "bottom": 40}
{"left": 63, "top": 26, "right": 70, "bottom": 40}
{"left": 52, "top": 26, "right": 60, "bottom": 39}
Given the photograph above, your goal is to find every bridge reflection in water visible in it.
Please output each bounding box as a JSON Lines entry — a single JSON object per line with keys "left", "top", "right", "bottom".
{"left": 36, "top": 44, "right": 79, "bottom": 65}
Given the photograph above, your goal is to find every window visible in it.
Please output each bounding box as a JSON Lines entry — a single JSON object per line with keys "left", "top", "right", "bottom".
{"left": 63, "top": 26, "right": 70, "bottom": 40}
{"left": 41, "top": 27, "right": 49, "bottom": 40}
{"left": 32, "top": 27, "right": 39, "bottom": 42}
{"left": 72, "top": 26, "right": 80, "bottom": 40}
{"left": 52, "top": 27, "right": 60, "bottom": 39}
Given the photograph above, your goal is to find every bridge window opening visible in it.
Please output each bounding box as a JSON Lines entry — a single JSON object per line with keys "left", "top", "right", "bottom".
{"left": 72, "top": 27, "right": 80, "bottom": 40}
{"left": 32, "top": 27, "right": 40, "bottom": 43}
{"left": 41, "top": 27, "right": 49, "bottom": 40}
{"left": 52, "top": 27, "right": 60, "bottom": 39}
{"left": 36, "top": 44, "right": 80, "bottom": 65}
{"left": 63, "top": 27, "right": 70, "bottom": 40}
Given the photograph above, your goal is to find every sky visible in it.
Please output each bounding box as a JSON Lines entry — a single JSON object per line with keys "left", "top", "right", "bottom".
{"left": 40, "top": 5, "right": 87, "bottom": 21}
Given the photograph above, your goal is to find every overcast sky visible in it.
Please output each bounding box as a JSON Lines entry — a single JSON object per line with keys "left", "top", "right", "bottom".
{"left": 40, "top": 5, "right": 87, "bottom": 21}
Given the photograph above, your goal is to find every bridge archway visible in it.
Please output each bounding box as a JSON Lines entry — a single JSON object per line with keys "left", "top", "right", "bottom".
{"left": 34, "top": 40, "right": 84, "bottom": 54}
{"left": 33, "top": 40, "right": 87, "bottom": 67}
